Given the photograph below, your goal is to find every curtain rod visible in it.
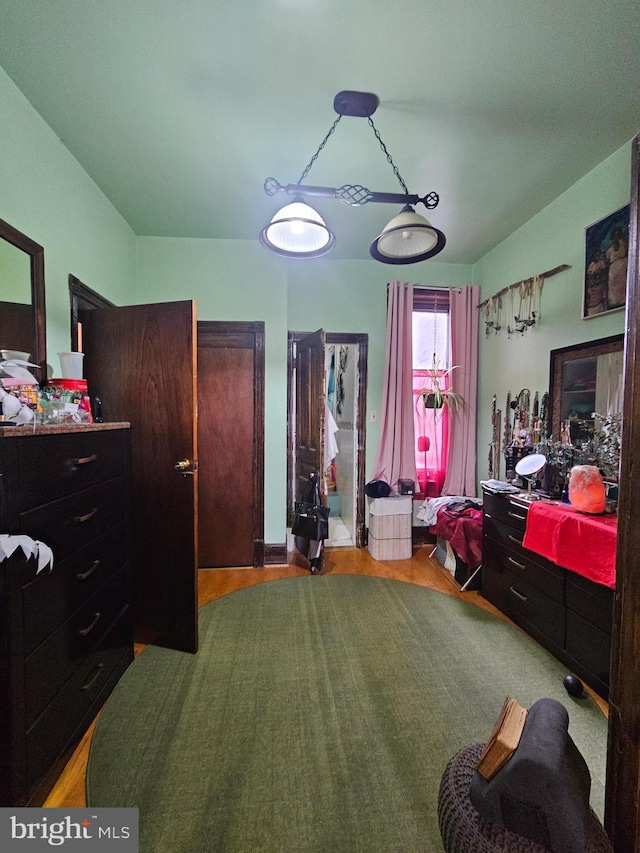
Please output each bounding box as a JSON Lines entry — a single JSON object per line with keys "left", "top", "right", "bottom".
{"left": 477, "top": 264, "right": 570, "bottom": 309}
{"left": 388, "top": 281, "right": 461, "bottom": 292}
{"left": 413, "top": 284, "right": 461, "bottom": 291}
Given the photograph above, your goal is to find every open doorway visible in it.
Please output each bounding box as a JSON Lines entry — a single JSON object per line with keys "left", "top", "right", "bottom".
{"left": 287, "top": 331, "right": 368, "bottom": 549}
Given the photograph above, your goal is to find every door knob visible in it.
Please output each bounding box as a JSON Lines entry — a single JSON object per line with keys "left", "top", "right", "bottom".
{"left": 175, "top": 458, "right": 197, "bottom": 476}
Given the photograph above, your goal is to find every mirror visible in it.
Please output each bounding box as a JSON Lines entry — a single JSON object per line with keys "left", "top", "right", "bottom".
{"left": 548, "top": 334, "right": 624, "bottom": 445}
{"left": 0, "top": 217, "right": 46, "bottom": 376}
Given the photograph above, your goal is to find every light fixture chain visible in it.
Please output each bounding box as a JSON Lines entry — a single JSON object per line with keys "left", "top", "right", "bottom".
{"left": 368, "top": 117, "right": 409, "bottom": 196}
{"left": 297, "top": 115, "right": 343, "bottom": 185}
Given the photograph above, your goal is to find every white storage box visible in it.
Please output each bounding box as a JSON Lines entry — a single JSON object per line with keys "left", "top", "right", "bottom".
{"left": 368, "top": 495, "right": 413, "bottom": 560}
{"left": 368, "top": 535, "right": 412, "bottom": 561}
{"left": 369, "top": 512, "right": 411, "bottom": 540}
{"left": 369, "top": 496, "right": 413, "bottom": 516}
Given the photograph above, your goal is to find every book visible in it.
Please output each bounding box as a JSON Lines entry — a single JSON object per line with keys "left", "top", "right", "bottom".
{"left": 476, "top": 696, "right": 528, "bottom": 780}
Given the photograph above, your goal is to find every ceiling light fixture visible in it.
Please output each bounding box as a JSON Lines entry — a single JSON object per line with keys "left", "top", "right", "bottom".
{"left": 260, "top": 90, "right": 446, "bottom": 264}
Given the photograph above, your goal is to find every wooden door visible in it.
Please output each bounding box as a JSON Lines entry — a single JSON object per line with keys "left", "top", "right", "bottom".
{"left": 82, "top": 301, "right": 198, "bottom": 653}
{"left": 294, "top": 329, "right": 326, "bottom": 503}
{"left": 197, "top": 321, "right": 265, "bottom": 567}
{"left": 605, "top": 132, "right": 639, "bottom": 850}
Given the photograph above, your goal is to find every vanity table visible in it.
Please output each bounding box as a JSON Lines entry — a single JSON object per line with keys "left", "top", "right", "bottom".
{"left": 0, "top": 422, "right": 133, "bottom": 805}
{"left": 481, "top": 487, "right": 614, "bottom": 698}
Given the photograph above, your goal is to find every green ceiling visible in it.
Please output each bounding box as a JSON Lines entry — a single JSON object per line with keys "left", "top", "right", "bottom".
{"left": 1, "top": 0, "right": 639, "bottom": 263}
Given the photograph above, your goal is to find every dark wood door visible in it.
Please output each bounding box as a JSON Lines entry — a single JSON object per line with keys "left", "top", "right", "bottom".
{"left": 81, "top": 301, "right": 198, "bottom": 653}
{"left": 294, "top": 329, "right": 325, "bottom": 503}
{"left": 197, "top": 321, "right": 265, "bottom": 567}
{"left": 605, "top": 132, "right": 639, "bottom": 850}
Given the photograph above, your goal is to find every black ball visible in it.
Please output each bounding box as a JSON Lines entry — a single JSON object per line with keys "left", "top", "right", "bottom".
{"left": 563, "top": 674, "right": 584, "bottom": 697}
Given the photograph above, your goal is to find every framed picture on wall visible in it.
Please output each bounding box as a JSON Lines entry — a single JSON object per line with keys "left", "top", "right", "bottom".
{"left": 583, "top": 204, "right": 630, "bottom": 319}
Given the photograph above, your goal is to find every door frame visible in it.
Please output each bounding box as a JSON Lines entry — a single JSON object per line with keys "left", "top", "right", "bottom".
{"left": 198, "top": 321, "right": 265, "bottom": 567}
{"left": 69, "top": 274, "right": 115, "bottom": 351}
{"left": 287, "top": 331, "right": 368, "bottom": 548}
{"left": 605, "top": 132, "right": 639, "bottom": 849}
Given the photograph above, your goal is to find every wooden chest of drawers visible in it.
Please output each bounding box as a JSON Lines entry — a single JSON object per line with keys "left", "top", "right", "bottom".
{"left": 0, "top": 424, "right": 134, "bottom": 805}
{"left": 481, "top": 488, "right": 614, "bottom": 698}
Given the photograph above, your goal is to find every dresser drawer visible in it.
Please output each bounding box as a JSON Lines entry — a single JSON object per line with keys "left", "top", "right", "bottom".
{"left": 483, "top": 555, "right": 566, "bottom": 647}
{"left": 565, "top": 609, "right": 611, "bottom": 692}
{"left": 24, "top": 568, "right": 130, "bottom": 726}
{"left": 18, "top": 476, "right": 127, "bottom": 564}
{"left": 20, "top": 522, "right": 128, "bottom": 657}
{"left": 25, "top": 609, "right": 132, "bottom": 790}
{"left": 565, "top": 571, "right": 614, "bottom": 635}
{"left": 13, "top": 429, "right": 127, "bottom": 510}
{"left": 483, "top": 531, "right": 564, "bottom": 602}
{"left": 483, "top": 491, "right": 529, "bottom": 534}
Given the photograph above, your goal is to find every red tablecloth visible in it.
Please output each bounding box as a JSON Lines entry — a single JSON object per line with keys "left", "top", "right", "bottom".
{"left": 430, "top": 507, "right": 483, "bottom": 570}
{"left": 522, "top": 501, "right": 617, "bottom": 588}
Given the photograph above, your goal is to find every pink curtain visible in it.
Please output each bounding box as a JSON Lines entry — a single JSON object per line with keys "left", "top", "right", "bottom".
{"left": 413, "top": 370, "right": 450, "bottom": 497}
{"left": 370, "top": 280, "right": 417, "bottom": 492}
{"left": 441, "top": 285, "right": 479, "bottom": 496}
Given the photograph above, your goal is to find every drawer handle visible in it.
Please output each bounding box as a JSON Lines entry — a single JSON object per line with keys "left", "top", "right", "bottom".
{"left": 77, "top": 559, "right": 101, "bottom": 581}
{"left": 74, "top": 453, "right": 98, "bottom": 466}
{"left": 78, "top": 611, "right": 101, "bottom": 636}
{"left": 509, "top": 586, "right": 528, "bottom": 603}
{"left": 508, "top": 556, "right": 526, "bottom": 571}
{"left": 75, "top": 507, "right": 98, "bottom": 524}
{"left": 81, "top": 663, "right": 104, "bottom": 691}
{"left": 507, "top": 510, "right": 526, "bottom": 521}
{"left": 508, "top": 534, "right": 523, "bottom": 546}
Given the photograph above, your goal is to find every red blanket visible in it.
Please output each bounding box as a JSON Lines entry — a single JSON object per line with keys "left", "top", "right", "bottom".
{"left": 522, "top": 501, "right": 617, "bottom": 588}
{"left": 430, "top": 507, "right": 483, "bottom": 570}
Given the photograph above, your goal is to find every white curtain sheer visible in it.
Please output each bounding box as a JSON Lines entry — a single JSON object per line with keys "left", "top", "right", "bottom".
{"left": 369, "top": 279, "right": 417, "bottom": 493}
{"left": 441, "top": 285, "right": 480, "bottom": 496}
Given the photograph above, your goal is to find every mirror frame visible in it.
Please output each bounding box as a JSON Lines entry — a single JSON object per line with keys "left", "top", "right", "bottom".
{"left": 548, "top": 332, "right": 624, "bottom": 441}
{"left": 0, "top": 216, "right": 46, "bottom": 376}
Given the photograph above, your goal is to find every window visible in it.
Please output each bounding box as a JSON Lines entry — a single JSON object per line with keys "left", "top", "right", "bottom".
{"left": 412, "top": 290, "right": 451, "bottom": 498}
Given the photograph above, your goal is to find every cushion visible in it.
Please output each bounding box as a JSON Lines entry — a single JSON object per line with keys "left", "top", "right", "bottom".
{"left": 468, "top": 698, "right": 591, "bottom": 853}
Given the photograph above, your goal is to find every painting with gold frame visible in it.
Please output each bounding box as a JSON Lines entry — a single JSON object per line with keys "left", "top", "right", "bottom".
{"left": 583, "top": 204, "right": 630, "bottom": 319}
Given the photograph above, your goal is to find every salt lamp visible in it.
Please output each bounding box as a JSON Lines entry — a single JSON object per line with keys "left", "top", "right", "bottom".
{"left": 568, "top": 465, "right": 606, "bottom": 514}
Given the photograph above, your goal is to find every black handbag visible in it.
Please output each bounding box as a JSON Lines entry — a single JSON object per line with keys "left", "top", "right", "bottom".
{"left": 292, "top": 501, "right": 330, "bottom": 540}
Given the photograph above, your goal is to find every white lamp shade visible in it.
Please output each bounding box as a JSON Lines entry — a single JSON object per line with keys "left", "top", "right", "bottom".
{"left": 260, "top": 201, "right": 336, "bottom": 258}
{"left": 370, "top": 207, "right": 446, "bottom": 264}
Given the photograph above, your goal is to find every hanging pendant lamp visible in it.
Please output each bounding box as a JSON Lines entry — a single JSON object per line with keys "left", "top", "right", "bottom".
{"left": 259, "top": 199, "right": 336, "bottom": 259}
{"left": 261, "top": 91, "right": 446, "bottom": 264}
{"left": 370, "top": 204, "right": 446, "bottom": 264}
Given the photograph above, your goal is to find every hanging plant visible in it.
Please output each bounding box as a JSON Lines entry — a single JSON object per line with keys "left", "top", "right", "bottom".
{"left": 419, "top": 360, "right": 466, "bottom": 414}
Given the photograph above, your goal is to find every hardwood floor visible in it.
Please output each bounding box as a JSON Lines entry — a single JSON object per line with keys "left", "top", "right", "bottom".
{"left": 43, "top": 544, "right": 607, "bottom": 808}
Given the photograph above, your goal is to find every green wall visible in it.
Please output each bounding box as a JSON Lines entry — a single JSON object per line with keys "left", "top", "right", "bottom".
{"left": 286, "top": 258, "right": 473, "bottom": 488}
{"left": 136, "top": 237, "right": 289, "bottom": 542}
{"left": 135, "top": 243, "right": 472, "bottom": 542}
{"left": 1, "top": 57, "right": 634, "bottom": 543}
{"left": 0, "top": 67, "right": 137, "bottom": 375}
{"left": 472, "top": 143, "right": 630, "bottom": 486}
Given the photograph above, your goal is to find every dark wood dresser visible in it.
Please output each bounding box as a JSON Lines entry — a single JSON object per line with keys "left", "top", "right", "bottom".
{"left": 481, "top": 487, "right": 613, "bottom": 699}
{"left": 0, "top": 423, "right": 134, "bottom": 805}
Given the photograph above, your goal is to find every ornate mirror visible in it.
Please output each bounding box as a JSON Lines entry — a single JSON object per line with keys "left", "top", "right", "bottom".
{"left": 0, "top": 217, "right": 46, "bottom": 376}
{"left": 548, "top": 333, "right": 624, "bottom": 445}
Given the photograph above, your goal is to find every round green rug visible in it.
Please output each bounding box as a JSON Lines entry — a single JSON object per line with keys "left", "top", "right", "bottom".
{"left": 87, "top": 575, "right": 608, "bottom": 852}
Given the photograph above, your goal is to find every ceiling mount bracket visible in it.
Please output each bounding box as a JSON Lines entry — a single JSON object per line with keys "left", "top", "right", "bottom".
{"left": 333, "top": 91, "right": 379, "bottom": 118}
